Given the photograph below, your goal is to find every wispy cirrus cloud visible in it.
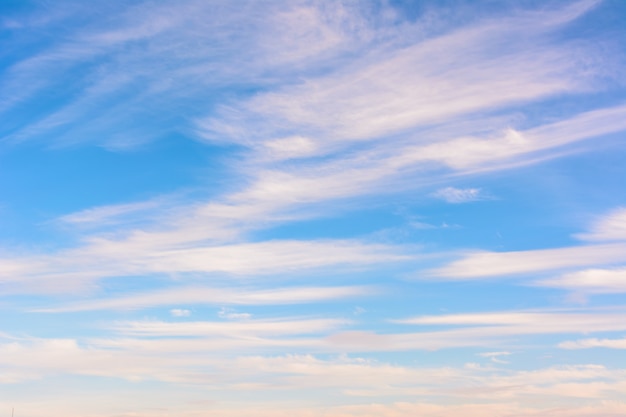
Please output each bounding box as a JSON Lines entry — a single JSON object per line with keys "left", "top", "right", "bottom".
{"left": 28, "top": 307, "right": 626, "bottom": 359}
{"left": 535, "top": 267, "right": 626, "bottom": 294}
{"left": 559, "top": 337, "right": 626, "bottom": 349}
{"left": 477, "top": 351, "right": 512, "bottom": 364}
{"left": 3, "top": 0, "right": 623, "bottom": 302}
{"left": 57, "top": 198, "right": 169, "bottom": 227}
{"left": 169, "top": 308, "right": 191, "bottom": 318}
{"left": 428, "top": 207, "right": 626, "bottom": 280}
{"left": 328, "top": 308, "right": 626, "bottom": 352}
{"left": 427, "top": 243, "right": 626, "bottom": 279}
{"left": 432, "top": 187, "right": 488, "bottom": 203}
{"left": 218, "top": 307, "right": 251, "bottom": 320}
{"left": 576, "top": 207, "right": 626, "bottom": 242}
{"left": 33, "top": 285, "right": 376, "bottom": 312}
{"left": 109, "top": 317, "right": 349, "bottom": 338}
{"left": 1, "top": 0, "right": 371, "bottom": 147}
{"left": 1, "top": 239, "right": 408, "bottom": 294}
{"left": 200, "top": 0, "right": 603, "bottom": 147}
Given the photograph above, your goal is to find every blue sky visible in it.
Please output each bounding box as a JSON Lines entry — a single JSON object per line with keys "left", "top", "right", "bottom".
{"left": 1, "top": 0, "right": 626, "bottom": 416}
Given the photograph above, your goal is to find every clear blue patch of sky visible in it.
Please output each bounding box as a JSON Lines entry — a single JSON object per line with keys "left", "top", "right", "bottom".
{"left": 0, "top": 134, "right": 220, "bottom": 245}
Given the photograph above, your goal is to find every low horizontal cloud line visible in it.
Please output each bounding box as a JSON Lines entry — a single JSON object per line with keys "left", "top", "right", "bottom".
{"left": 427, "top": 243, "right": 626, "bottom": 279}
{"left": 559, "top": 337, "right": 626, "bottom": 350}
{"left": 1, "top": 239, "right": 410, "bottom": 295}
{"left": 32, "top": 285, "right": 377, "bottom": 312}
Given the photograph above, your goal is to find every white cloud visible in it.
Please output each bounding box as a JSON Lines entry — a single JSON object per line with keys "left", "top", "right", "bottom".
{"left": 425, "top": 206, "right": 626, "bottom": 281}
{"left": 559, "top": 337, "right": 626, "bottom": 350}
{"left": 333, "top": 309, "right": 626, "bottom": 351}
{"left": 201, "top": 1, "right": 602, "bottom": 148}
{"left": 2, "top": 328, "right": 623, "bottom": 396}
{"left": 477, "top": 351, "right": 512, "bottom": 357}
{"left": 263, "top": 136, "right": 319, "bottom": 160}
{"left": 576, "top": 207, "right": 626, "bottom": 242}
{"left": 535, "top": 267, "right": 626, "bottom": 294}
{"left": 170, "top": 309, "right": 191, "bottom": 317}
{"left": 218, "top": 307, "right": 252, "bottom": 320}
{"left": 109, "top": 317, "right": 348, "bottom": 338}
{"left": 2, "top": 0, "right": 359, "bottom": 147}
{"left": 395, "top": 310, "right": 626, "bottom": 330}
{"left": 478, "top": 351, "right": 512, "bottom": 364}
{"left": 58, "top": 198, "right": 169, "bottom": 227}
{"left": 217, "top": 103, "right": 626, "bottom": 226}
{"left": 427, "top": 243, "right": 626, "bottom": 279}
{"left": 1, "top": 335, "right": 625, "bottom": 416}
{"left": 407, "top": 105, "right": 626, "bottom": 172}
{"left": 432, "top": 187, "right": 487, "bottom": 203}
{"left": 409, "top": 221, "right": 438, "bottom": 230}
{"left": 34, "top": 285, "right": 375, "bottom": 312}
{"left": 29, "top": 308, "right": 626, "bottom": 358}
{"left": 178, "top": 400, "right": 626, "bottom": 417}
{"left": 1, "top": 239, "right": 409, "bottom": 294}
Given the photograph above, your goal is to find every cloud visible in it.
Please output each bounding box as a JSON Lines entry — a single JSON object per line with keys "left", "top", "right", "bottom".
{"left": 534, "top": 267, "right": 626, "bottom": 294}
{"left": 1, "top": 239, "right": 409, "bottom": 294}
{"left": 427, "top": 243, "right": 626, "bottom": 279}
{"left": 29, "top": 307, "right": 626, "bottom": 359}
{"left": 341, "top": 309, "right": 626, "bottom": 351}
{"left": 1, "top": 0, "right": 360, "bottom": 147}
{"left": 209, "top": 103, "right": 626, "bottom": 232}
{"left": 428, "top": 209, "right": 626, "bottom": 280}
{"left": 2, "top": 326, "right": 624, "bottom": 398}
{"left": 1, "top": 334, "right": 625, "bottom": 416}
{"left": 34, "top": 285, "right": 375, "bottom": 312}
{"left": 395, "top": 310, "right": 626, "bottom": 330}
{"left": 318, "top": 400, "right": 626, "bottom": 417}
{"left": 559, "top": 337, "right": 626, "bottom": 349}
{"left": 478, "top": 351, "right": 512, "bottom": 364}
{"left": 109, "top": 317, "right": 348, "bottom": 338}
{"left": 407, "top": 105, "right": 626, "bottom": 173}
{"left": 263, "top": 136, "right": 319, "bottom": 160}
{"left": 201, "top": 0, "right": 603, "bottom": 148}
{"left": 576, "top": 207, "right": 626, "bottom": 242}
{"left": 218, "top": 307, "right": 252, "bottom": 320}
{"left": 170, "top": 308, "right": 191, "bottom": 317}
{"left": 57, "top": 198, "right": 170, "bottom": 228}
{"left": 5, "top": 399, "right": 626, "bottom": 417}
{"left": 432, "top": 187, "right": 488, "bottom": 203}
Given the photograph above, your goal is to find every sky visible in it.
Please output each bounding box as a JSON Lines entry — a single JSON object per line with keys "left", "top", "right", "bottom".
{"left": 1, "top": 0, "right": 626, "bottom": 416}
